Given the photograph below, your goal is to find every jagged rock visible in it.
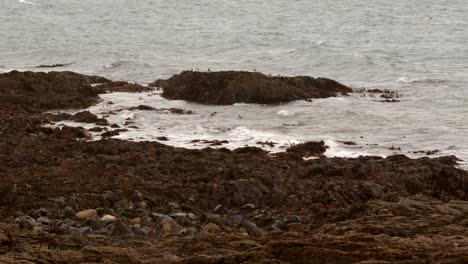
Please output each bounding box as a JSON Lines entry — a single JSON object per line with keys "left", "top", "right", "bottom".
{"left": 109, "top": 219, "right": 134, "bottom": 238}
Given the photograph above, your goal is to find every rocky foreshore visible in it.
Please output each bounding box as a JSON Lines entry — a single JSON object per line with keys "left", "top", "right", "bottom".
{"left": 1, "top": 71, "right": 468, "bottom": 263}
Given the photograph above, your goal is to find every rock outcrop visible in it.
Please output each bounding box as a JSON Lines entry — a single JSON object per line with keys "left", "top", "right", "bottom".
{"left": 153, "top": 70, "right": 352, "bottom": 104}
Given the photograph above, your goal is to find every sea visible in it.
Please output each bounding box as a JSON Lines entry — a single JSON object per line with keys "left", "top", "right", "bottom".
{"left": 1, "top": 0, "right": 467, "bottom": 166}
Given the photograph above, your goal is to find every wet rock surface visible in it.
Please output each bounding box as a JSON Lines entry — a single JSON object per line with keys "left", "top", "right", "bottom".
{"left": 155, "top": 70, "right": 353, "bottom": 105}
{"left": 0, "top": 71, "right": 467, "bottom": 263}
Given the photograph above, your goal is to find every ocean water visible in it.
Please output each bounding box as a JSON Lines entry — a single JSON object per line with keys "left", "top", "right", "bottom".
{"left": 2, "top": 0, "right": 467, "bottom": 164}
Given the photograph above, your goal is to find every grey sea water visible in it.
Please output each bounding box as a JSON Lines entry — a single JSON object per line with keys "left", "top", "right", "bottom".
{"left": 1, "top": 0, "right": 467, "bottom": 163}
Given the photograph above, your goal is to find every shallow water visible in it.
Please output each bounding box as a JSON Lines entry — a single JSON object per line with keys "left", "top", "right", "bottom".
{"left": 2, "top": 0, "right": 467, "bottom": 164}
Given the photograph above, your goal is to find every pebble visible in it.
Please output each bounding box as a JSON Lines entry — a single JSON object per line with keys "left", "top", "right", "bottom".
{"left": 130, "top": 225, "right": 148, "bottom": 236}
{"left": 202, "top": 223, "right": 221, "bottom": 234}
{"left": 75, "top": 209, "right": 97, "bottom": 220}
{"left": 241, "top": 221, "right": 266, "bottom": 237}
{"left": 64, "top": 206, "right": 75, "bottom": 218}
{"left": 16, "top": 216, "right": 39, "bottom": 226}
{"left": 204, "top": 213, "right": 221, "bottom": 220}
{"left": 14, "top": 212, "right": 25, "bottom": 217}
{"left": 241, "top": 203, "right": 256, "bottom": 210}
{"left": 130, "top": 217, "right": 141, "bottom": 225}
{"left": 151, "top": 213, "right": 172, "bottom": 220}
{"left": 170, "top": 212, "right": 197, "bottom": 220}
{"left": 229, "top": 214, "right": 243, "bottom": 224}
{"left": 214, "top": 204, "right": 228, "bottom": 214}
{"left": 271, "top": 219, "right": 288, "bottom": 231}
{"left": 179, "top": 227, "right": 197, "bottom": 237}
{"left": 69, "top": 226, "right": 92, "bottom": 237}
{"left": 37, "top": 216, "right": 50, "bottom": 225}
{"left": 101, "top": 214, "right": 116, "bottom": 224}
{"left": 38, "top": 208, "right": 49, "bottom": 216}
{"left": 285, "top": 215, "right": 302, "bottom": 224}
{"left": 168, "top": 202, "right": 181, "bottom": 212}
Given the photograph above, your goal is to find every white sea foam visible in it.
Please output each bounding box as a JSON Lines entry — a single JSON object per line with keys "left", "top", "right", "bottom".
{"left": 397, "top": 76, "right": 416, "bottom": 83}
{"left": 18, "top": 0, "right": 36, "bottom": 5}
{"left": 276, "top": 110, "right": 295, "bottom": 117}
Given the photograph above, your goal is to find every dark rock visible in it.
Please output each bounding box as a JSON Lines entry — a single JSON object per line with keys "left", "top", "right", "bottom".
{"left": 37, "top": 216, "right": 50, "bottom": 225}
{"left": 214, "top": 204, "right": 228, "bottom": 215}
{"left": 72, "top": 111, "right": 107, "bottom": 124}
{"left": 286, "top": 141, "right": 328, "bottom": 157}
{"left": 229, "top": 215, "right": 243, "bottom": 224}
{"left": 68, "top": 226, "right": 92, "bottom": 237}
{"left": 130, "top": 225, "right": 148, "bottom": 236}
{"left": 285, "top": 215, "right": 302, "bottom": 224}
{"left": 84, "top": 217, "right": 105, "bottom": 230}
{"left": 241, "top": 220, "right": 266, "bottom": 237}
{"left": 129, "top": 105, "right": 155, "bottom": 111}
{"left": 109, "top": 219, "right": 134, "bottom": 238}
{"left": 157, "top": 71, "right": 352, "bottom": 105}
{"left": 271, "top": 219, "right": 288, "bottom": 231}
{"left": 225, "top": 179, "right": 271, "bottom": 206}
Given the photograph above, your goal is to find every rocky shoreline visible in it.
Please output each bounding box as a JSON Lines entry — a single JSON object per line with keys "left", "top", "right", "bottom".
{"left": 1, "top": 71, "right": 468, "bottom": 263}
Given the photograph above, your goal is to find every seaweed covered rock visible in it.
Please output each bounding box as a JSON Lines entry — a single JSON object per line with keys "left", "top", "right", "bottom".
{"left": 154, "top": 71, "right": 352, "bottom": 105}
{"left": 0, "top": 71, "right": 150, "bottom": 111}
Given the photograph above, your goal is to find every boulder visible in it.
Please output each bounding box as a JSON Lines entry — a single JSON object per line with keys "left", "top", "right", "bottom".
{"left": 155, "top": 71, "right": 352, "bottom": 105}
{"left": 224, "top": 179, "right": 271, "bottom": 207}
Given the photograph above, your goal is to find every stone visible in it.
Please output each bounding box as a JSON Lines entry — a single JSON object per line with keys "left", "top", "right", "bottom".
{"left": 109, "top": 219, "right": 134, "bottom": 238}
{"left": 271, "top": 219, "right": 288, "bottom": 231}
{"left": 202, "top": 223, "right": 221, "bottom": 234}
{"left": 130, "top": 217, "right": 141, "bottom": 225}
{"left": 37, "top": 216, "right": 50, "bottom": 225}
{"left": 204, "top": 213, "right": 221, "bottom": 220}
{"left": 168, "top": 202, "right": 181, "bottom": 212}
{"left": 285, "top": 215, "right": 302, "bottom": 224}
{"left": 154, "top": 218, "right": 182, "bottom": 239}
{"left": 151, "top": 213, "right": 172, "bottom": 221}
{"left": 241, "top": 221, "right": 266, "bottom": 237}
{"left": 214, "top": 204, "right": 228, "bottom": 214}
{"left": 64, "top": 206, "right": 75, "bottom": 218}
{"left": 130, "top": 225, "right": 148, "bottom": 236}
{"left": 229, "top": 214, "right": 243, "bottom": 224}
{"left": 241, "top": 203, "right": 256, "bottom": 210}
{"left": 101, "top": 214, "right": 116, "bottom": 224}
{"left": 226, "top": 179, "right": 271, "bottom": 206}
{"left": 14, "top": 212, "right": 25, "bottom": 217}
{"left": 68, "top": 226, "right": 92, "bottom": 237}
{"left": 170, "top": 212, "right": 198, "bottom": 220}
{"left": 16, "top": 216, "right": 39, "bottom": 226}
{"left": 179, "top": 227, "right": 198, "bottom": 237}
{"left": 38, "top": 208, "right": 49, "bottom": 216}
{"left": 75, "top": 209, "right": 97, "bottom": 220}
{"left": 84, "top": 217, "right": 105, "bottom": 230}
